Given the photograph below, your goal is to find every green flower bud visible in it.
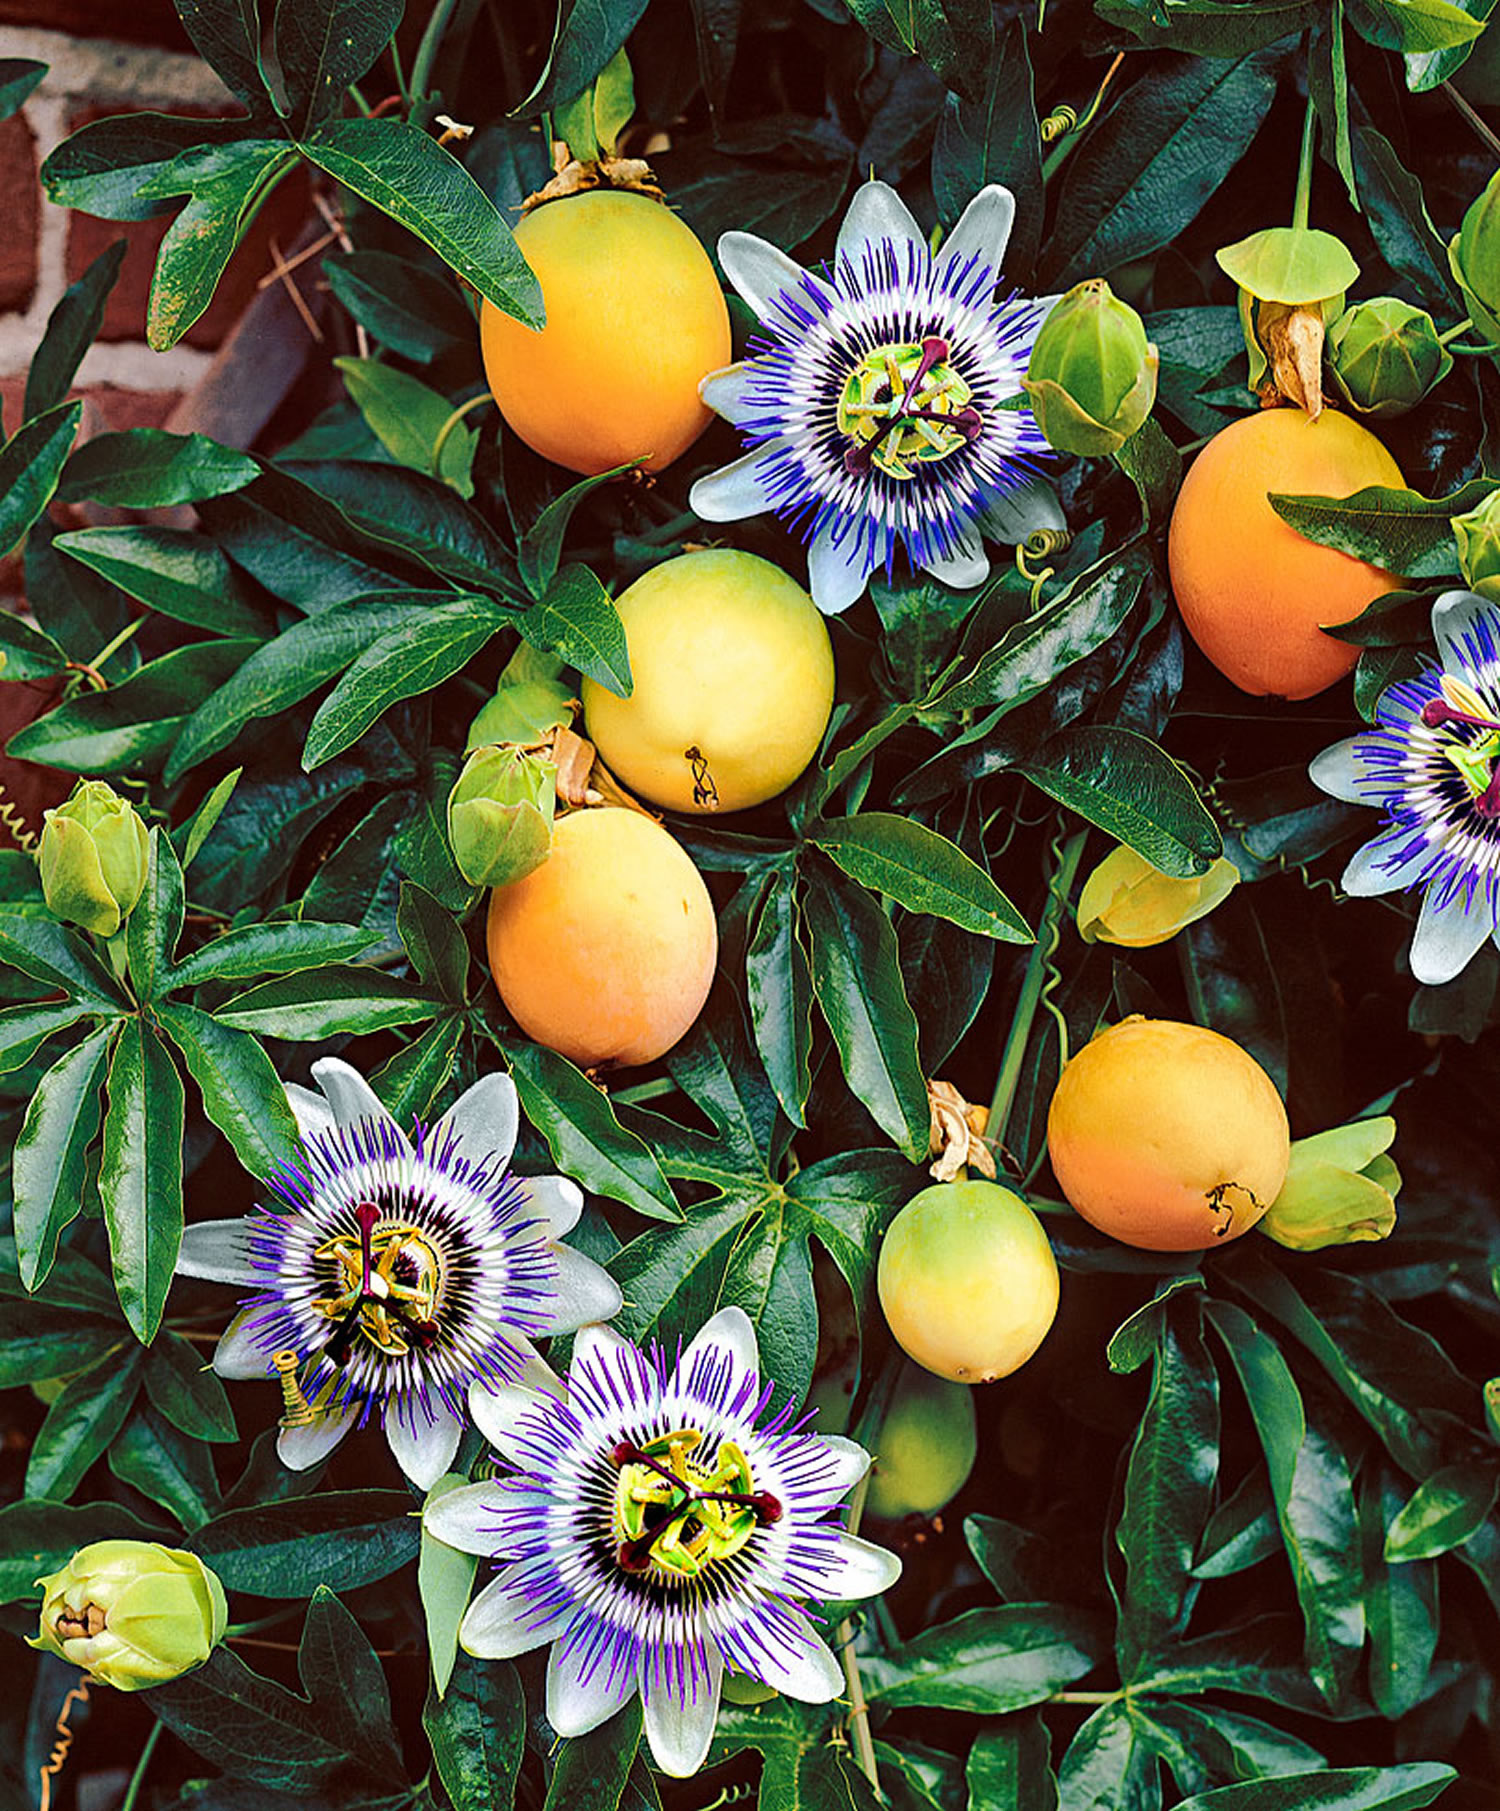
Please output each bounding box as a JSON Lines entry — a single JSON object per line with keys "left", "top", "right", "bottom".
{"left": 1326, "top": 298, "right": 1453, "bottom": 418}
{"left": 1485, "top": 1377, "right": 1500, "bottom": 1445}
{"left": 465, "top": 678, "right": 575, "bottom": 753}
{"left": 30, "top": 1541, "right": 227, "bottom": 1691}
{"left": 37, "top": 781, "right": 150, "bottom": 937}
{"left": 1258, "top": 1116, "right": 1400, "bottom": 1252}
{"left": 1076, "top": 845, "right": 1239, "bottom": 948}
{"left": 1450, "top": 169, "right": 1500, "bottom": 356}
{"left": 1452, "top": 487, "right": 1500, "bottom": 600}
{"left": 1023, "top": 280, "right": 1159, "bottom": 456}
{"left": 447, "top": 745, "right": 557, "bottom": 888}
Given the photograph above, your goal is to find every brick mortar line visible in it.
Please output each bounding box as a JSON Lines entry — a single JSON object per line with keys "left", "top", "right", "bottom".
{"left": 0, "top": 24, "right": 233, "bottom": 105}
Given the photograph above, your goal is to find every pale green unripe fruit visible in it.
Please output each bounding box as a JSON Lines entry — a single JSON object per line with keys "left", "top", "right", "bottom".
{"left": 866, "top": 1361, "right": 978, "bottom": 1518}
{"left": 38, "top": 780, "right": 150, "bottom": 936}
{"left": 30, "top": 1540, "right": 228, "bottom": 1691}
{"left": 1023, "top": 280, "right": 1159, "bottom": 457}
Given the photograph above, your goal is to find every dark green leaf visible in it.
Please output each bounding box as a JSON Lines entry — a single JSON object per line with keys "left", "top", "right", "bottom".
{"left": 24, "top": 239, "right": 127, "bottom": 421}
{"left": 861, "top": 1605, "right": 1104, "bottom": 1711}
{"left": 40, "top": 110, "right": 254, "bottom": 221}
{"left": 101, "top": 1018, "right": 186, "bottom": 1342}
{"left": 323, "top": 249, "right": 477, "bottom": 363}
{"left": 523, "top": 562, "right": 632, "bottom": 695}
{"left": 0, "top": 1300, "right": 121, "bottom": 1388}
{"left": 371, "top": 1013, "right": 466, "bottom": 1120}
{"left": 0, "top": 60, "right": 46, "bottom": 122}
{"left": 0, "top": 401, "right": 82, "bottom": 559}
{"left": 424, "top": 1651, "right": 525, "bottom": 1811}
{"left": 1171, "top": 1766, "right": 1455, "bottom": 1811}
{"left": 1384, "top": 1461, "right": 1498, "bottom": 1561}
{"left": 55, "top": 525, "right": 272, "bottom": 638}
{"left": 168, "top": 920, "right": 381, "bottom": 989}
{"left": 0, "top": 997, "right": 95, "bottom": 1076}
{"left": 145, "top": 1332, "right": 237, "bottom": 1442}
{"left": 215, "top": 964, "right": 442, "bottom": 1038}
{"left": 1056, "top": 1700, "right": 1161, "bottom": 1811}
{"left": 0, "top": 606, "right": 68, "bottom": 679}
{"left": 276, "top": 0, "right": 403, "bottom": 136}
{"left": 175, "top": 0, "right": 274, "bottom": 113}
{"left": 59, "top": 427, "right": 260, "bottom": 508}
{"left": 968, "top": 1714, "right": 1057, "bottom": 1811}
{"left": 521, "top": 0, "right": 652, "bottom": 114}
{"left": 300, "top": 119, "right": 544, "bottom": 327}
{"left": 1269, "top": 480, "right": 1489, "bottom": 578}
{"left": 519, "top": 466, "right": 638, "bottom": 599}
{"left": 745, "top": 873, "right": 813, "bottom": 1127}
{"left": 109, "top": 1403, "right": 222, "bottom": 1529}
{"left": 1350, "top": 127, "right": 1458, "bottom": 312}
{"left": 811, "top": 813, "right": 1032, "bottom": 941}
{"left": 931, "top": 19, "right": 1041, "bottom": 275}
{"left": 189, "top": 1491, "right": 421, "bottom": 1596}
{"left": 398, "top": 882, "right": 469, "bottom": 1002}
{"left": 0, "top": 912, "right": 124, "bottom": 1008}
{"left": 179, "top": 767, "right": 243, "bottom": 871}
{"left": 25, "top": 1343, "right": 145, "bottom": 1499}
{"left": 0, "top": 1497, "right": 160, "bottom": 1604}
{"left": 1348, "top": 0, "right": 1483, "bottom": 56}
{"left": 1360, "top": 1467, "right": 1438, "bottom": 1721}
{"left": 126, "top": 827, "right": 186, "bottom": 1003}
{"left": 157, "top": 999, "right": 303, "bottom": 1176}
{"left": 13, "top": 1024, "right": 115, "bottom": 1292}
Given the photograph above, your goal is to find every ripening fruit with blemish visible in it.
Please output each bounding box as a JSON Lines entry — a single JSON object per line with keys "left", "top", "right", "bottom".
{"left": 1046, "top": 1016, "right": 1290, "bottom": 1252}
{"left": 486, "top": 807, "right": 717, "bottom": 1068}
{"left": 877, "top": 1180, "right": 1060, "bottom": 1384}
{"left": 581, "top": 550, "right": 836, "bottom": 814}
{"left": 866, "top": 1360, "right": 978, "bottom": 1519}
{"left": 481, "top": 191, "right": 730, "bottom": 475}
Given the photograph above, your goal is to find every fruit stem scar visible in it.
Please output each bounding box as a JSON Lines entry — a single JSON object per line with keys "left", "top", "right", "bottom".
{"left": 1205, "top": 1181, "right": 1264, "bottom": 1237}
{"left": 685, "top": 745, "right": 719, "bottom": 810}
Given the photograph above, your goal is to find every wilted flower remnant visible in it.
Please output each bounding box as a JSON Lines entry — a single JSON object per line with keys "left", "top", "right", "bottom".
{"left": 31, "top": 1542, "right": 227, "bottom": 1690}
{"left": 1311, "top": 590, "right": 1500, "bottom": 985}
{"left": 175, "top": 1057, "right": 621, "bottom": 1489}
{"left": 691, "top": 179, "right": 1063, "bottom": 613}
{"left": 1258, "top": 1116, "right": 1400, "bottom": 1251}
{"left": 424, "top": 1308, "right": 901, "bottom": 1777}
{"left": 1076, "top": 844, "right": 1239, "bottom": 947}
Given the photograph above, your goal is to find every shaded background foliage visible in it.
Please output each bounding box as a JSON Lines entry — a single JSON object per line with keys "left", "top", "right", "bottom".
{"left": 0, "top": 0, "right": 1497, "bottom": 1805}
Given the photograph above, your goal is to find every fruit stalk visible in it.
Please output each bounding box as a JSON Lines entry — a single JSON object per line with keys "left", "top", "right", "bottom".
{"left": 986, "top": 830, "right": 1087, "bottom": 1148}
{"left": 834, "top": 1467, "right": 881, "bottom": 1797}
{"left": 1292, "top": 92, "right": 1317, "bottom": 233}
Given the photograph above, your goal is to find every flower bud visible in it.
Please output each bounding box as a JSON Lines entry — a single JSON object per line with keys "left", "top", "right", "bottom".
{"left": 37, "top": 781, "right": 150, "bottom": 937}
{"left": 1076, "top": 845, "right": 1239, "bottom": 948}
{"left": 1258, "top": 1116, "right": 1400, "bottom": 1252}
{"left": 1326, "top": 298, "right": 1453, "bottom": 418}
{"left": 447, "top": 745, "right": 557, "bottom": 888}
{"left": 1452, "top": 488, "right": 1500, "bottom": 600}
{"left": 1022, "top": 280, "right": 1159, "bottom": 456}
{"left": 464, "top": 677, "right": 575, "bottom": 754}
{"left": 1485, "top": 1377, "right": 1500, "bottom": 1445}
{"left": 1450, "top": 170, "right": 1500, "bottom": 357}
{"left": 30, "top": 1541, "right": 227, "bottom": 1691}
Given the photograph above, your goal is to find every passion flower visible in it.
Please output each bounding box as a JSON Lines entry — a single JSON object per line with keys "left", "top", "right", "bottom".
{"left": 174, "top": 1057, "right": 622, "bottom": 1489}
{"left": 690, "top": 179, "right": 1062, "bottom": 613}
{"left": 1311, "top": 590, "right": 1500, "bottom": 984}
{"left": 422, "top": 1308, "right": 900, "bottom": 1777}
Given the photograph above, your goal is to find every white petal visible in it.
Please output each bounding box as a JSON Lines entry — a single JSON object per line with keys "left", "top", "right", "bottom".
{"left": 1410, "top": 885, "right": 1495, "bottom": 985}
{"left": 276, "top": 1401, "right": 357, "bottom": 1471}
{"left": 1341, "top": 833, "right": 1431, "bottom": 898}
{"left": 433, "top": 1071, "right": 518, "bottom": 1173}
{"left": 921, "top": 528, "right": 989, "bottom": 592}
{"left": 689, "top": 444, "right": 783, "bottom": 523}
{"left": 808, "top": 523, "right": 874, "bottom": 615}
{"left": 547, "top": 1638, "right": 641, "bottom": 1739}
{"left": 1433, "top": 589, "right": 1497, "bottom": 673}
{"left": 422, "top": 1481, "right": 503, "bottom": 1556}
{"left": 1310, "top": 738, "right": 1373, "bottom": 805}
{"left": 977, "top": 476, "right": 1066, "bottom": 545}
{"left": 836, "top": 180, "right": 924, "bottom": 269}
{"left": 938, "top": 183, "right": 1015, "bottom": 278}
{"left": 805, "top": 1433, "right": 873, "bottom": 1500}
{"left": 747, "top": 1603, "right": 845, "bottom": 1703}
{"left": 572, "top": 1320, "right": 638, "bottom": 1373}
{"left": 176, "top": 1219, "right": 256, "bottom": 1284}
{"left": 815, "top": 1532, "right": 903, "bottom": 1601}
{"left": 719, "top": 231, "right": 809, "bottom": 319}
{"left": 284, "top": 1082, "right": 335, "bottom": 1144}
{"left": 460, "top": 1570, "right": 556, "bottom": 1659}
{"left": 213, "top": 1307, "right": 277, "bottom": 1379}
{"left": 524, "top": 1173, "right": 584, "bottom": 1239}
{"left": 385, "top": 1393, "right": 463, "bottom": 1491}
{"left": 673, "top": 1304, "right": 759, "bottom": 1399}
{"left": 311, "top": 1057, "right": 409, "bottom": 1145}
{"left": 468, "top": 1359, "right": 563, "bottom": 1463}
{"left": 544, "top": 1246, "right": 624, "bottom": 1334}
{"left": 699, "top": 362, "right": 759, "bottom": 427}
{"left": 642, "top": 1649, "right": 723, "bottom": 1778}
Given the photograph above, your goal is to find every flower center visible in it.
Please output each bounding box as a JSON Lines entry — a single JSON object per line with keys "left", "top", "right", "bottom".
{"left": 610, "top": 1429, "right": 782, "bottom": 1582}
{"left": 837, "top": 335, "right": 982, "bottom": 480}
{"left": 1421, "top": 686, "right": 1500, "bottom": 818}
{"left": 312, "top": 1201, "right": 443, "bottom": 1362}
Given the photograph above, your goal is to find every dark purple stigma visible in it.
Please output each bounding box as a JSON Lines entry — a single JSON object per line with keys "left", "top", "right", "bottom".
{"left": 1421, "top": 697, "right": 1500, "bottom": 734}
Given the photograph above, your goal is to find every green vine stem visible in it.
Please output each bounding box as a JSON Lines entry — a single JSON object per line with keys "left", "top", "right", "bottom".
{"left": 835, "top": 1469, "right": 881, "bottom": 1798}
{"left": 119, "top": 1722, "right": 163, "bottom": 1811}
{"left": 1291, "top": 91, "right": 1317, "bottom": 232}
{"left": 409, "top": 0, "right": 462, "bottom": 125}
{"left": 430, "top": 392, "right": 493, "bottom": 480}
{"left": 986, "top": 829, "right": 1087, "bottom": 1150}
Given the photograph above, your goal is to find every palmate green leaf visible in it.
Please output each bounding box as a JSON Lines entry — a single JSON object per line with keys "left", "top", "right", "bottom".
{"left": 298, "top": 1588, "right": 404, "bottom": 1773}
{"left": 215, "top": 964, "right": 443, "bottom": 1039}
{"left": 25, "top": 238, "right": 127, "bottom": 421}
{"left": 810, "top": 812, "right": 1032, "bottom": 942}
{"left": 1348, "top": 0, "right": 1484, "bottom": 54}
{"left": 1097, "top": 0, "right": 1318, "bottom": 52}
{"left": 1384, "top": 1460, "right": 1498, "bottom": 1560}
{"left": 967, "top": 1714, "right": 1057, "bottom": 1811}
{"left": 1019, "top": 726, "right": 1222, "bottom": 878}
{"left": 0, "top": 997, "right": 96, "bottom": 1076}
{"left": 712, "top": 1697, "right": 883, "bottom": 1811}
{"left": 55, "top": 525, "right": 272, "bottom": 638}
{"left": 523, "top": 562, "right": 632, "bottom": 696}
{"left": 157, "top": 1000, "right": 303, "bottom": 1177}
{"left": 300, "top": 118, "right": 544, "bottom": 328}
{"left": 276, "top": 0, "right": 403, "bottom": 137}
{"left": 424, "top": 1651, "right": 525, "bottom": 1811}
{"left": 303, "top": 596, "right": 509, "bottom": 769}
{"left": 1269, "top": 480, "right": 1487, "bottom": 579}
{"left": 175, "top": 0, "right": 275, "bottom": 116}
{"left": 1171, "top": 1766, "right": 1456, "bottom": 1811}
{"left": 323, "top": 249, "right": 478, "bottom": 363}
{"left": 59, "top": 426, "right": 260, "bottom": 508}
{"left": 1115, "top": 1311, "right": 1220, "bottom": 1677}
{"left": 1359, "top": 1467, "right": 1438, "bottom": 1721}
{"left": 0, "top": 1498, "right": 162, "bottom": 1603}
{"left": 519, "top": 464, "right": 640, "bottom": 599}
{"left": 1205, "top": 1300, "right": 1364, "bottom": 1706}
{"left": 1107, "top": 1275, "right": 1207, "bottom": 1375}
{"left": 0, "top": 400, "right": 82, "bottom": 558}
{"left": 0, "top": 911, "right": 126, "bottom": 1010}
{"left": 861, "top": 1604, "right": 1105, "bottom": 1712}
{"left": 1350, "top": 128, "right": 1459, "bottom": 313}
{"left": 102, "top": 1018, "right": 186, "bottom": 1343}
{"left": 1192, "top": 1468, "right": 1281, "bottom": 1579}
{"left": 109, "top": 1402, "right": 222, "bottom": 1530}
{"left": 1041, "top": 49, "right": 1280, "bottom": 287}
{"left": 1148, "top": 1701, "right": 1325, "bottom": 1790}
{"left": 1180, "top": 894, "right": 1289, "bottom": 1095}
{"left": 188, "top": 1491, "right": 420, "bottom": 1596}
{"left": 371, "top": 1013, "right": 466, "bottom": 1120}
{"left": 802, "top": 870, "right": 928, "bottom": 1159}
{"left": 40, "top": 111, "right": 255, "bottom": 221}
{"left": 13, "top": 1023, "right": 116, "bottom": 1291}
{"left": 179, "top": 767, "right": 243, "bottom": 871}
{"left": 744, "top": 870, "right": 813, "bottom": 1127}
{"left": 167, "top": 919, "right": 381, "bottom": 989}
{"left": 25, "top": 1341, "right": 145, "bottom": 1500}
{"left": 931, "top": 18, "right": 1041, "bottom": 275}
{"left": 1056, "top": 1700, "right": 1161, "bottom": 1811}
{"left": 145, "top": 1332, "right": 237, "bottom": 1442}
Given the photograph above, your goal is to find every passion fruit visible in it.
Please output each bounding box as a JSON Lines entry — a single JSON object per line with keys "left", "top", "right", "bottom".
{"left": 877, "top": 1180, "right": 1059, "bottom": 1384}
{"left": 1046, "top": 1016, "right": 1290, "bottom": 1251}
{"left": 866, "top": 1360, "right": 978, "bottom": 1518}
{"left": 486, "top": 807, "right": 717, "bottom": 1068}
{"left": 580, "top": 550, "right": 835, "bottom": 813}
{"left": 481, "top": 191, "right": 730, "bottom": 476}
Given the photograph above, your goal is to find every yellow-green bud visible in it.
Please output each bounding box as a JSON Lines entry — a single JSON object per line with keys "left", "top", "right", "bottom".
{"left": 1450, "top": 170, "right": 1500, "bottom": 356}
{"left": 1326, "top": 299, "right": 1453, "bottom": 418}
{"left": 1022, "top": 281, "right": 1159, "bottom": 457}
{"left": 447, "top": 745, "right": 557, "bottom": 888}
{"left": 1076, "top": 845, "right": 1239, "bottom": 948}
{"left": 1485, "top": 1377, "right": 1500, "bottom": 1444}
{"left": 29, "top": 1541, "right": 227, "bottom": 1691}
{"left": 37, "top": 781, "right": 150, "bottom": 937}
{"left": 464, "top": 678, "right": 574, "bottom": 754}
{"left": 1452, "top": 488, "right": 1500, "bottom": 600}
{"left": 1258, "top": 1116, "right": 1400, "bottom": 1252}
